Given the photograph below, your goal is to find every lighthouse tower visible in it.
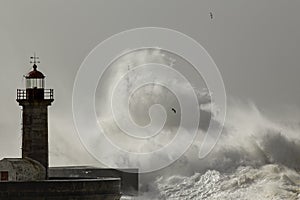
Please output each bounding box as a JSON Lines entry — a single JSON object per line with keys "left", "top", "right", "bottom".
{"left": 16, "top": 55, "right": 54, "bottom": 177}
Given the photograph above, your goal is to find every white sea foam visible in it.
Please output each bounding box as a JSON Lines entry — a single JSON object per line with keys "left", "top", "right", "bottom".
{"left": 131, "top": 102, "right": 300, "bottom": 200}
{"left": 95, "top": 49, "right": 300, "bottom": 199}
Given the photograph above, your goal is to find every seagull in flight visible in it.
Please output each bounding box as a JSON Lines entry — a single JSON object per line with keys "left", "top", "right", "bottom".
{"left": 171, "top": 108, "right": 177, "bottom": 114}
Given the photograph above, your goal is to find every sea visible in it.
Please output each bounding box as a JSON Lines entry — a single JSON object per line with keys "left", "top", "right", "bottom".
{"left": 121, "top": 102, "right": 300, "bottom": 200}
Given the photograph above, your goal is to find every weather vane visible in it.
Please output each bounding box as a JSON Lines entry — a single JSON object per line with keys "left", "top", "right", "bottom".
{"left": 30, "top": 53, "right": 40, "bottom": 64}
{"left": 30, "top": 53, "right": 40, "bottom": 70}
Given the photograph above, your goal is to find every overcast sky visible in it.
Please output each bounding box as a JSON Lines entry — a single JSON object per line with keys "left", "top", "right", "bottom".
{"left": 0, "top": 0, "right": 300, "bottom": 166}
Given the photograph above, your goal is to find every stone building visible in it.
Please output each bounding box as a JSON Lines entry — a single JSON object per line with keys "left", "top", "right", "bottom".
{"left": 0, "top": 157, "right": 45, "bottom": 181}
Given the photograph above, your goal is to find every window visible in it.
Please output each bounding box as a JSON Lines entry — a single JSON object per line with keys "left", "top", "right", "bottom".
{"left": 26, "top": 78, "right": 44, "bottom": 89}
{"left": 0, "top": 171, "right": 8, "bottom": 181}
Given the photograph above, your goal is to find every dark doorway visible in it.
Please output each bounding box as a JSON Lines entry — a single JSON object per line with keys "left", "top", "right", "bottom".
{"left": 0, "top": 171, "right": 8, "bottom": 181}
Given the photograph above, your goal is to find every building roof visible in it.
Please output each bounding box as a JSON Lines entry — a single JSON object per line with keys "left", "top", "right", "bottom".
{"left": 25, "top": 64, "right": 45, "bottom": 79}
{"left": 0, "top": 157, "right": 45, "bottom": 173}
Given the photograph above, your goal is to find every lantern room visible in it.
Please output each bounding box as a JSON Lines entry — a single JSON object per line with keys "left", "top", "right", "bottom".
{"left": 17, "top": 55, "right": 53, "bottom": 102}
{"left": 25, "top": 64, "right": 45, "bottom": 89}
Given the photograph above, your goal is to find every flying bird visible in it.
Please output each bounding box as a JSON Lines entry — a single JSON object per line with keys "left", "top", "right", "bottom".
{"left": 171, "top": 108, "right": 176, "bottom": 114}
{"left": 210, "top": 12, "right": 213, "bottom": 19}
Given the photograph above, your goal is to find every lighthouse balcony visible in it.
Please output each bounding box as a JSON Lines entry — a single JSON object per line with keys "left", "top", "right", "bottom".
{"left": 17, "top": 89, "right": 54, "bottom": 101}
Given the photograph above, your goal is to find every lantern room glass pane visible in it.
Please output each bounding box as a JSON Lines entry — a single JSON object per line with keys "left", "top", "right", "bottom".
{"left": 26, "top": 78, "right": 44, "bottom": 89}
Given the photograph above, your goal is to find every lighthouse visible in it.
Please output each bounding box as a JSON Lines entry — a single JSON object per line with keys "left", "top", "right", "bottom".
{"left": 16, "top": 55, "right": 54, "bottom": 178}
{"left": 0, "top": 55, "right": 129, "bottom": 199}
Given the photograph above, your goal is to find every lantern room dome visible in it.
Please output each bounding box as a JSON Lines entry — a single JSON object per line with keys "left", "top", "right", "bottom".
{"left": 25, "top": 64, "right": 45, "bottom": 79}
